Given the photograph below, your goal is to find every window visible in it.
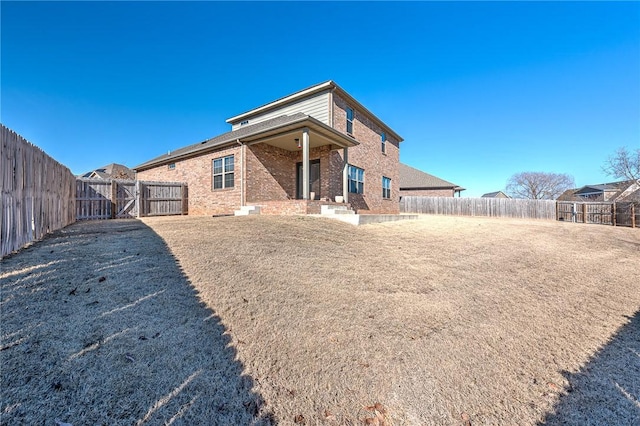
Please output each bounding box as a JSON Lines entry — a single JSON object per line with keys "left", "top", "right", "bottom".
{"left": 381, "top": 132, "right": 386, "bottom": 153}
{"left": 382, "top": 176, "right": 391, "bottom": 199}
{"left": 212, "top": 155, "right": 234, "bottom": 190}
{"left": 168, "top": 163, "right": 176, "bottom": 170}
{"left": 346, "top": 107, "right": 354, "bottom": 134}
{"left": 348, "top": 165, "right": 364, "bottom": 194}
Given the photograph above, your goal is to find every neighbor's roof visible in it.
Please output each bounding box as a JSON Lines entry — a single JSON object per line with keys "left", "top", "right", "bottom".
{"left": 134, "top": 113, "right": 358, "bottom": 171}
{"left": 575, "top": 184, "right": 620, "bottom": 192}
{"left": 225, "top": 80, "right": 403, "bottom": 143}
{"left": 79, "top": 163, "right": 134, "bottom": 179}
{"left": 399, "top": 163, "right": 460, "bottom": 189}
{"left": 481, "top": 191, "right": 510, "bottom": 198}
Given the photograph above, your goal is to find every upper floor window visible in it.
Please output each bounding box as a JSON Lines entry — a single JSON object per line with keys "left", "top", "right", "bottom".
{"left": 346, "top": 107, "right": 354, "bottom": 135}
{"left": 212, "top": 155, "right": 234, "bottom": 190}
{"left": 382, "top": 176, "right": 391, "bottom": 199}
{"left": 381, "top": 132, "right": 386, "bottom": 153}
{"left": 168, "top": 162, "right": 176, "bottom": 170}
{"left": 348, "top": 164, "right": 364, "bottom": 194}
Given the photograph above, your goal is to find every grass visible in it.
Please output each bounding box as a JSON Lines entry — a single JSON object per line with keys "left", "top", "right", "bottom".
{"left": 1, "top": 215, "right": 639, "bottom": 425}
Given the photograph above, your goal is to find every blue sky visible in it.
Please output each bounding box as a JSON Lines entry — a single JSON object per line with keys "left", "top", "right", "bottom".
{"left": 2, "top": 1, "right": 638, "bottom": 197}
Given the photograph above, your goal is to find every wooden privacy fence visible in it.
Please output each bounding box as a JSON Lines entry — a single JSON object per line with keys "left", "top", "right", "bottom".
{"left": 76, "top": 178, "right": 187, "bottom": 220}
{"left": 1, "top": 125, "right": 76, "bottom": 258}
{"left": 557, "top": 201, "right": 637, "bottom": 228}
{"left": 400, "top": 196, "right": 557, "bottom": 220}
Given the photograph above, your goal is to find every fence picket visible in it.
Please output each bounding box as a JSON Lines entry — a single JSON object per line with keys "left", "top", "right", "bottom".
{"left": 1, "top": 125, "right": 76, "bottom": 258}
{"left": 400, "top": 196, "right": 557, "bottom": 220}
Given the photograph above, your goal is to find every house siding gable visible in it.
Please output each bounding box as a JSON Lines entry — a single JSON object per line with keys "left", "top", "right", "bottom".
{"left": 230, "top": 91, "right": 330, "bottom": 130}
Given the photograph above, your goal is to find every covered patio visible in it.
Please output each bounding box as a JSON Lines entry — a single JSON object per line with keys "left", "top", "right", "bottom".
{"left": 235, "top": 113, "right": 358, "bottom": 209}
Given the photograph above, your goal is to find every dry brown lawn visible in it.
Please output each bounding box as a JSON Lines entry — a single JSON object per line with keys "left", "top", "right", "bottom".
{"left": 1, "top": 215, "right": 639, "bottom": 425}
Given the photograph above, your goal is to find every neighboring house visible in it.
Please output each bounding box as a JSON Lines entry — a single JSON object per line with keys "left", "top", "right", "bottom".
{"left": 481, "top": 191, "right": 511, "bottom": 199}
{"left": 80, "top": 163, "right": 135, "bottom": 180}
{"left": 557, "top": 180, "right": 640, "bottom": 202}
{"left": 135, "top": 81, "right": 403, "bottom": 215}
{"left": 398, "top": 163, "right": 464, "bottom": 198}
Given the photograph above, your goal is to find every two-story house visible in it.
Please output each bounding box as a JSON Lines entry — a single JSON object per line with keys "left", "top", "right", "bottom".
{"left": 134, "top": 81, "right": 403, "bottom": 215}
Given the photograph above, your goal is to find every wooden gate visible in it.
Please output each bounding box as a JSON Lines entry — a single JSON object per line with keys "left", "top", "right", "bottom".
{"left": 76, "top": 179, "right": 187, "bottom": 220}
{"left": 556, "top": 201, "right": 637, "bottom": 227}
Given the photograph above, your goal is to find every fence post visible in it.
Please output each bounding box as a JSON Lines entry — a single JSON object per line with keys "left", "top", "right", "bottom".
{"left": 612, "top": 203, "right": 616, "bottom": 227}
{"left": 181, "top": 184, "right": 188, "bottom": 215}
{"left": 633, "top": 204, "right": 636, "bottom": 229}
{"left": 136, "top": 180, "right": 142, "bottom": 218}
{"left": 582, "top": 203, "right": 587, "bottom": 224}
{"left": 110, "top": 180, "right": 117, "bottom": 219}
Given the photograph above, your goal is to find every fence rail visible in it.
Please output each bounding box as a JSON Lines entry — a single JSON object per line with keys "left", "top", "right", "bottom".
{"left": 400, "top": 196, "right": 557, "bottom": 220}
{"left": 1, "top": 125, "right": 76, "bottom": 258}
{"left": 76, "top": 178, "right": 187, "bottom": 220}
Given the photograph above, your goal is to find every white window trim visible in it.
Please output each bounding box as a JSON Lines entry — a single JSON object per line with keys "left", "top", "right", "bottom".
{"left": 346, "top": 107, "right": 354, "bottom": 135}
{"left": 382, "top": 176, "right": 391, "bottom": 199}
{"left": 348, "top": 164, "right": 364, "bottom": 194}
{"left": 212, "top": 155, "right": 234, "bottom": 190}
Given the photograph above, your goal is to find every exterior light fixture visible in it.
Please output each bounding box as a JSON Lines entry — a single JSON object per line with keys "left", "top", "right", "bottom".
{"left": 295, "top": 138, "right": 301, "bottom": 149}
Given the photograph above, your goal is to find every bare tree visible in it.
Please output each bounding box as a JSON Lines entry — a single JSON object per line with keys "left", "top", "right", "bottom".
{"left": 602, "top": 147, "right": 640, "bottom": 181}
{"left": 506, "top": 172, "right": 575, "bottom": 200}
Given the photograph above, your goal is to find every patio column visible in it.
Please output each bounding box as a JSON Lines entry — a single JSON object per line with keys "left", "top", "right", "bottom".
{"left": 302, "top": 127, "right": 310, "bottom": 200}
{"left": 342, "top": 147, "right": 349, "bottom": 203}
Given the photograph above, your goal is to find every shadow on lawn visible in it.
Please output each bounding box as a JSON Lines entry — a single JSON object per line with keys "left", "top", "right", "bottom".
{"left": 542, "top": 310, "right": 640, "bottom": 425}
{"left": 0, "top": 219, "right": 274, "bottom": 425}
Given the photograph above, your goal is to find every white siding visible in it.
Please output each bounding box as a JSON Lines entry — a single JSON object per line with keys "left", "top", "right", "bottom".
{"left": 231, "top": 91, "right": 330, "bottom": 130}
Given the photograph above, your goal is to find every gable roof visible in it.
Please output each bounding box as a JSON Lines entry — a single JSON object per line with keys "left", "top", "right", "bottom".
{"left": 134, "top": 113, "right": 358, "bottom": 171}
{"left": 575, "top": 184, "right": 619, "bottom": 193}
{"left": 79, "top": 163, "right": 134, "bottom": 179}
{"left": 399, "top": 163, "right": 460, "bottom": 189}
{"left": 482, "top": 191, "right": 510, "bottom": 198}
{"left": 226, "top": 80, "right": 403, "bottom": 143}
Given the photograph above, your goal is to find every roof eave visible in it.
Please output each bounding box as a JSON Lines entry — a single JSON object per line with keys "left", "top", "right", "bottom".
{"left": 400, "top": 186, "right": 458, "bottom": 190}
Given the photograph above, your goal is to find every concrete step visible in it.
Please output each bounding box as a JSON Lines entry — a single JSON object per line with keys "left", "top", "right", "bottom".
{"left": 234, "top": 205, "right": 261, "bottom": 216}
{"left": 321, "top": 204, "right": 355, "bottom": 215}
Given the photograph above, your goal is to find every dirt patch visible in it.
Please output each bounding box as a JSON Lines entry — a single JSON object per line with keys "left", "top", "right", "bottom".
{"left": 2, "top": 215, "right": 639, "bottom": 425}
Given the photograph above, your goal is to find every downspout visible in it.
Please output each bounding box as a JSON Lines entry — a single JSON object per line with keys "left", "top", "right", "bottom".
{"left": 236, "top": 139, "right": 245, "bottom": 207}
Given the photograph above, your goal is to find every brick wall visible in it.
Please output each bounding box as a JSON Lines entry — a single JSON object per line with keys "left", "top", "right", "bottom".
{"left": 332, "top": 92, "right": 400, "bottom": 214}
{"left": 136, "top": 145, "right": 242, "bottom": 215}
{"left": 246, "top": 143, "right": 337, "bottom": 202}
{"left": 399, "top": 188, "right": 455, "bottom": 197}
{"left": 246, "top": 144, "right": 295, "bottom": 202}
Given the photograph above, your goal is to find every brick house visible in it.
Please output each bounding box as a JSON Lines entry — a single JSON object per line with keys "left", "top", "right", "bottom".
{"left": 134, "top": 81, "right": 403, "bottom": 215}
{"left": 398, "top": 163, "right": 464, "bottom": 198}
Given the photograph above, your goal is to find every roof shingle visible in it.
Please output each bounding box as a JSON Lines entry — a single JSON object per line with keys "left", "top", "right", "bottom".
{"left": 399, "top": 163, "right": 458, "bottom": 189}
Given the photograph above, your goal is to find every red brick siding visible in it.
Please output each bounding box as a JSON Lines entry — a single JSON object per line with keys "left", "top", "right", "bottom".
{"left": 332, "top": 92, "right": 400, "bottom": 214}
{"left": 399, "top": 189, "right": 455, "bottom": 197}
{"left": 136, "top": 145, "right": 242, "bottom": 215}
{"left": 246, "top": 144, "right": 295, "bottom": 202}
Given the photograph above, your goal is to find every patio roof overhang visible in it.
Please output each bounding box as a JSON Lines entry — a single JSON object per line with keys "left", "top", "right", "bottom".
{"left": 134, "top": 114, "right": 357, "bottom": 172}
{"left": 242, "top": 116, "right": 359, "bottom": 152}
